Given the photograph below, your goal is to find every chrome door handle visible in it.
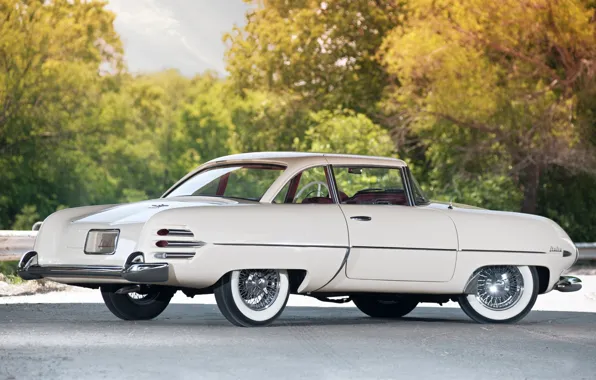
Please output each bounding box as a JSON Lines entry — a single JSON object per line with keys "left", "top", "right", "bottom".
{"left": 350, "top": 216, "right": 372, "bottom": 221}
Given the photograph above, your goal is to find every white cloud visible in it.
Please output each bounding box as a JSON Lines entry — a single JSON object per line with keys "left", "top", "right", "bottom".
{"left": 105, "top": 0, "right": 250, "bottom": 75}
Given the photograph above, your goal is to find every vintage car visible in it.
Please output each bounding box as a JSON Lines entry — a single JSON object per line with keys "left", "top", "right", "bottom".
{"left": 18, "top": 152, "right": 582, "bottom": 326}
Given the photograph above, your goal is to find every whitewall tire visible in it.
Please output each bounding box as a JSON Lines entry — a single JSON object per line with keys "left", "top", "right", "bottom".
{"left": 458, "top": 265, "right": 538, "bottom": 324}
{"left": 214, "top": 269, "right": 290, "bottom": 327}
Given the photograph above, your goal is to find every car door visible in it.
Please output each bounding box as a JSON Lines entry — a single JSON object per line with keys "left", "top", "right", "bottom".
{"left": 332, "top": 165, "right": 458, "bottom": 282}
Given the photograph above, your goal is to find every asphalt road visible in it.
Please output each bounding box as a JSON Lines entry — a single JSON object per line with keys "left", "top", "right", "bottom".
{"left": 1, "top": 301, "right": 595, "bottom": 380}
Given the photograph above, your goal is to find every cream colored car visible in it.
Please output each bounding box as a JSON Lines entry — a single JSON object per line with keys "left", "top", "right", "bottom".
{"left": 18, "top": 152, "right": 582, "bottom": 326}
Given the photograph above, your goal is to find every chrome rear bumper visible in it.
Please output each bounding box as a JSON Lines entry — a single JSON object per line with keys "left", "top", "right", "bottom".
{"left": 554, "top": 275, "right": 582, "bottom": 292}
{"left": 17, "top": 251, "right": 169, "bottom": 283}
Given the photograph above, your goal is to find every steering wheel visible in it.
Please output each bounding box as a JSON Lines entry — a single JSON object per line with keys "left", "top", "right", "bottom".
{"left": 294, "top": 181, "right": 330, "bottom": 203}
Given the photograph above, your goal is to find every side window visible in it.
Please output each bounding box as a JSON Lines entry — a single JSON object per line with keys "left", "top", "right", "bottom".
{"left": 273, "top": 166, "right": 332, "bottom": 204}
{"left": 294, "top": 166, "right": 331, "bottom": 203}
{"left": 332, "top": 166, "right": 408, "bottom": 205}
{"left": 273, "top": 181, "right": 290, "bottom": 204}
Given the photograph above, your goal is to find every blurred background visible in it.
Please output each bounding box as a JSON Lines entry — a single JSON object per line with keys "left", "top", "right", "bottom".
{"left": 1, "top": 0, "right": 595, "bottom": 243}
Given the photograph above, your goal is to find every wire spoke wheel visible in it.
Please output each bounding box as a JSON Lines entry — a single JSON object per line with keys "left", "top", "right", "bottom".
{"left": 458, "top": 265, "right": 538, "bottom": 324}
{"left": 237, "top": 269, "right": 281, "bottom": 311}
{"left": 127, "top": 292, "right": 160, "bottom": 306}
{"left": 215, "top": 269, "right": 290, "bottom": 327}
{"left": 475, "top": 266, "right": 524, "bottom": 310}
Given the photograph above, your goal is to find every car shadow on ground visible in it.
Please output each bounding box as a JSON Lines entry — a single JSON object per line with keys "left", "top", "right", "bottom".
{"left": 1, "top": 303, "right": 594, "bottom": 328}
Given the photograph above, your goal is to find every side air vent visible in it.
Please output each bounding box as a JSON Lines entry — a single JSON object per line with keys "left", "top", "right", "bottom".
{"left": 153, "top": 228, "right": 204, "bottom": 259}
{"left": 154, "top": 252, "right": 196, "bottom": 259}
{"left": 157, "top": 228, "right": 194, "bottom": 237}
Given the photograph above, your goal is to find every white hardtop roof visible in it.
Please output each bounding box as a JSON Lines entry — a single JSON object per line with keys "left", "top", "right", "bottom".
{"left": 164, "top": 152, "right": 407, "bottom": 198}
{"left": 207, "top": 151, "right": 407, "bottom": 167}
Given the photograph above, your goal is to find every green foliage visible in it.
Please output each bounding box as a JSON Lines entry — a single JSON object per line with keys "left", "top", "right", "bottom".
{"left": 296, "top": 110, "right": 395, "bottom": 156}
{"left": 538, "top": 168, "right": 596, "bottom": 242}
{"left": 379, "top": 0, "right": 596, "bottom": 213}
{"left": 0, "top": 261, "right": 21, "bottom": 284}
{"left": 225, "top": 0, "right": 404, "bottom": 113}
{"left": 11, "top": 205, "right": 40, "bottom": 230}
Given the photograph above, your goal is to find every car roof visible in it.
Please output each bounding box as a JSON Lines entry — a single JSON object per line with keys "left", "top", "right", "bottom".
{"left": 207, "top": 151, "right": 406, "bottom": 166}
{"left": 163, "top": 151, "right": 407, "bottom": 199}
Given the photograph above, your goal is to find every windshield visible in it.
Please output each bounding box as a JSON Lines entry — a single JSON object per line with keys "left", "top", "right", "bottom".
{"left": 407, "top": 168, "right": 430, "bottom": 205}
{"left": 165, "top": 164, "right": 286, "bottom": 201}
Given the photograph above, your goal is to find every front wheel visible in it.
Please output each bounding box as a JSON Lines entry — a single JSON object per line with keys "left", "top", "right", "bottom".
{"left": 353, "top": 295, "right": 419, "bottom": 318}
{"left": 214, "top": 269, "right": 290, "bottom": 327}
{"left": 101, "top": 287, "right": 174, "bottom": 321}
{"left": 458, "top": 265, "right": 538, "bottom": 324}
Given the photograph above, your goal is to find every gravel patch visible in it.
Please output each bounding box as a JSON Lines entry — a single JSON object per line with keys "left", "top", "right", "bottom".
{"left": 0, "top": 273, "right": 70, "bottom": 297}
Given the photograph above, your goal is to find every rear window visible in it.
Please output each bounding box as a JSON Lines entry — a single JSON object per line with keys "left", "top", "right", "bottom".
{"left": 165, "top": 164, "right": 285, "bottom": 201}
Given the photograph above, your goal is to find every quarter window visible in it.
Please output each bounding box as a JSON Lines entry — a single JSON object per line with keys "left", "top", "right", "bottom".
{"left": 274, "top": 166, "right": 333, "bottom": 204}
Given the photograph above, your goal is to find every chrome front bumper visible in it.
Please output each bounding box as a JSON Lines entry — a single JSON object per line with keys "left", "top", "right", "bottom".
{"left": 17, "top": 251, "right": 169, "bottom": 283}
{"left": 554, "top": 276, "right": 582, "bottom": 292}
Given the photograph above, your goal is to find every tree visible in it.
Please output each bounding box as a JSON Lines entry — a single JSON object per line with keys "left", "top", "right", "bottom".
{"left": 176, "top": 73, "right": 235, "bottom": 172}
{"left": 0, "top": 0, "right": 123, "bottom": 228}
{"left": 225, "top": 0, "right": 403, "bottom": 114}
{"left": 380, "top": 0, "right": 596, "bottom": 213}
{"left": 0, "top": 0, "right": 122, "bottom": 153}
{"left": 295, "top": 109, "right": 395, "bottom": 156}
{"left": 230, "top": 90, "right": 311, "bottom": 153}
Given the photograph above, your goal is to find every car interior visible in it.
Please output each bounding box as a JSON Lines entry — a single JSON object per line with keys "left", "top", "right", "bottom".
{"left": 280, "top": 166, "right": 408, "bottom": 206}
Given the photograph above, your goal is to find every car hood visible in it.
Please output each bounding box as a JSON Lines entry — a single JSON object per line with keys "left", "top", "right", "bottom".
{"left": 72, "top": 196, "right": 255, "bottom": 226}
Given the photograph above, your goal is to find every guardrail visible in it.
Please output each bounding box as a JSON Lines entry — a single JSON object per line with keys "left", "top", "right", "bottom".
{"left": 0, "top": 230, "right": 37, "bottom": 261}
{"left": 1, "top": 230, "right": 596, "bottom": 263}
{"left": 574, "top": 243, "right": 596, "bottom": 262}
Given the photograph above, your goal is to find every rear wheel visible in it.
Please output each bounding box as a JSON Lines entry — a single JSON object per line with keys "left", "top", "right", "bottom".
{"left": 458, "top": 265, "right": 538, "bottom": 324}
{"left": 353, "top": 295, "right": 419, "bottom": 318}
{"left": 101, "top": 287, "right": 174, "bottom": 321}
{"left": 214, "top": 269, "right": 290, "bottom": 327}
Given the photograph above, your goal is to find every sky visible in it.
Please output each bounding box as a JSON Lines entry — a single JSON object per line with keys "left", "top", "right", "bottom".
{"left": 105, "top": 0, "right": 251, "bottom": 76}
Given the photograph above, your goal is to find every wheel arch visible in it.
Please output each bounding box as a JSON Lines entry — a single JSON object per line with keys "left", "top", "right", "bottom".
{"left": 288, "top": 269, "right": 307, "bottom": 293}
{"left": 535, "top": 266, "right": 550, "bottom": 294}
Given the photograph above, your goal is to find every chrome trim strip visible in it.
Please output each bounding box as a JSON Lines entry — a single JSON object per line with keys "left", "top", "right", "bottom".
{"left": 461, "top": 249, "right": 545, "bottom": 254}
{"left": 352, "top": 245, "right": 454, "bottom": 252}
{"left": 213, "top": 242, "right": 349, "bottom": 249}
{"left": 401, "top": 167, "right": 415, "bottom": 207}
{"left": 154, "top": 252, "right": 195, "bottom": 259}
{"left": 161, "top": 241, "right": 205, "bottom": 248}
{"left": 164, "top": 229, "right": 194, "bottom": 237}
{"left": 311, "top": 248, "right": 351, "bottom": 292}
{"left": 326, "top": 164, "right": 341, "bottom": 204}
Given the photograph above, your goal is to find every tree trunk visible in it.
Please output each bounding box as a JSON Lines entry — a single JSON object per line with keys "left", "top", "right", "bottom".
{"left": 520, "top": 164, "right": 540, "bottom": 214}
